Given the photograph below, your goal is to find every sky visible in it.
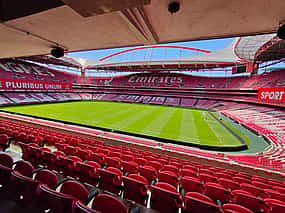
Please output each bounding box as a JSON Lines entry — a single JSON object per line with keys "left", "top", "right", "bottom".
{"left": 68, "top": 37, "right": 235, "bottom": 61}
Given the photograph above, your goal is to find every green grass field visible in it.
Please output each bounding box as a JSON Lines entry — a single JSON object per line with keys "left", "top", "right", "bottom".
{"left": 0, "top": 101, "right": 251, "bottom": 148}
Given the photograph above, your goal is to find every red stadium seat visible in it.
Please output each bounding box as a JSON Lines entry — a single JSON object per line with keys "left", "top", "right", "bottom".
{"left": 92, "top": 194, "right": 127, "bottom": 213}
{"left": 0, "top": 153, "right": 13, "bottom": 168}
{"left": 37, "top": 184, "right": 75, "bottom": 213}
{"left": 73, "top": 201, "right": 98, "bottom": 213}
{"left": 181, "top": 168, "right": 198, "bottom": 178}
{"left": 181, "top": 176, "right": 203, "bottom": 193}
{"left": 184, "top": 192, "right": 222, "bottom": 213}
{"left": 199, "top": 173, "right": 217, "bottom": 184}
{"left": 98, "top": 167, "right": 123, "bottom": 195}
{"left": 231, "top": 190, "right": 266, "bottom": 212}
{"left": 218, "top": 178, "right": 240, "bottom": 191}
{"left": 122, "top": 174, "right": 148, "bottom": 205}
{"left": 150, "top": 182, "right": 182, "bottom": 213}
{"left": 159, "top": 170, "right": 179, "bottom": 187}
{"left": 60, "top": 180, "right": 89, "bottom": 204}
{"left": 10, "top": 171, "right": 40, "bottom": 203}
{"left": 105, "top": 156, "right": 122, "bottom": 169}
{"left": 13, "top": 160, "right": 34, "bottom": 177}
{"left": 264, "top": 198, "right": 285, "bottom": 213}
{"left": 148, "top": 160, "right": 163, "bottom": 172}
{"left": 223, "top": 203, "right": 254, "bottom": 213}
{"left": 139, "top": 165, "right": 157, "bottom": 185}
{"left": 34, "top": 169, "right": 58, "bottom": 189}
{"left": 203, "top": 182, "right": 232, "bottom": 204}
{"left": 0, "top": 134, "right": 9, "bottom": 151}
{"left": 122, "top": 161, "right": 139, "bottom": 175}
{"left": 77, "top": 161, "right": 101, "bottom": 185}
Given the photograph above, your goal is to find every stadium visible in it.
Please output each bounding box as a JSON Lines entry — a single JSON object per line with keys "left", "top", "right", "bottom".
{"left": 0, "top": 1, "right": 284, "bottom": 213}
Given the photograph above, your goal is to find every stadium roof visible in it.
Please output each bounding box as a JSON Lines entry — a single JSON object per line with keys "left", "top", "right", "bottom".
{"left": 20, "top": 34, "right": 285, "bottom": 72}
{"left": 1, "top": 0, "right": 285, "bottom": 59}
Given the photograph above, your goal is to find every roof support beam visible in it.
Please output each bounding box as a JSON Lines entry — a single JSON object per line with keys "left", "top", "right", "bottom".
{"left": 119, "top": 6, "right": 159, "bottom": 45}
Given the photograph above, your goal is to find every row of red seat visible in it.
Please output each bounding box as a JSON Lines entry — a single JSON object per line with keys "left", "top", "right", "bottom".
{"left": 0, "top": 153, "right": 128, "bottom": 213}
{"left": 18, "top": 141, "right": 285, "bottom": 213}
{"left": 0, "top": 59, "right": 78, "bottom": 83}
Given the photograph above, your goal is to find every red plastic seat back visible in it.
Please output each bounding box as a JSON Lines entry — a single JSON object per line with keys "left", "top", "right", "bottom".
{"left": 105, "top": 156, "right": 121, "bottom": 169}
{"left": 60, "top": 180, "right": 89, "bottom": 203}
{"left": 73, "top": 201, "right": 98, "bottom": 213}
{"left": 122, "top": 161, "right": 138, "bottom": 174}
{"left": 232, "top": 190, "right": 266, "bottom": 212}
{"left": 218, "top": 178, "right": 240, "bottom": 191}
{"left": 122, "top": 174, "right": 148, "bottom": 205}
{"left": 37, "top": 184, "right": 75, "bottom": 213}
{"left": 184, "top": 192, "right": 221, "bottom": 213}
{"left": 264, "top": 198, "right": 285, "bottom": 213}
{"left": 35, "top": 169, "right": 58, "bottom": 189}
{"left": 92, "top": 194, "right": 127, "bottom": 213}
{"left": 151, "top": 182, "right": 182, "bottom": 213}
{"left": 14, "top": 160, "right": 34, "bottom": 177}
{"left": 0, "top": 153, "right": 13, "bottom": 168}
{"left": 223, "top": 203, "right": 254, "bottom": 213}
{"left": 139, "top": 165, "right": 157, "bottom": 185}
{"left": 98, "top": 168, "right": 122, "bottom": 195}
{"left": 148, "top": 161, "right": 163, "bottom": 172}
{"left": 159, "top": 170, "right": 179, "bottom": 187}
{"left": 204, "top": 182, "right": 231, "bottom": 204}
{"left": 10, "top": 171, "right": 40, "bottom": 203}
{"left": 181, "top": 176, "right": 203, "bottom": 193}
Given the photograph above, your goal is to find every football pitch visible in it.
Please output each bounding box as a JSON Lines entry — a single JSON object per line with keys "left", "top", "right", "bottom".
{"left": 0, "top": 101, "right": 252, "bottom": 149}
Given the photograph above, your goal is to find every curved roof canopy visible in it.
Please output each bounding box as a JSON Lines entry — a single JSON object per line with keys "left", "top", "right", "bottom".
{"left": 1, "top": 0, "right": 285, "bottom": 59}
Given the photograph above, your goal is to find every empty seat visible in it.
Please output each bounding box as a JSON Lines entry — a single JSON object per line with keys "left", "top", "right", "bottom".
{"left": 98, "top": 167, "right": 123, "bottom": 195}
{"left": 163, "top": 164, "right": 180, "bottom": 176}
{"left": 150, "top": 182, "right": 182, "bottom": 213}
{"left": 37, "top": 184, "right": 75, "bottom": 213}
{"left": 73, "top": 201, "right": 98, "bottom": 213}
{"left": 223, "top": 203, "right": 254, "bottom": 213}
{"left": 134, "top": 157, "right": 148, "bottom": 166}
{"left": 199, "top": 173, "right": 217, "bottom": 184}
{"left": 123, "top": 174, "right": 148, "bottom": 205}
{"left": 77, "top": 149, "right": 92, "bottom": 161}
{"left": 105, "top": 156, "right": 121, "bottom": 169}
{"left": 92, "top": 194, "right": 127, "bottom": 213}
{"left": 233, "top": 176, "right": 251, "bottom": 184}
{"left": 215, "top": 172, "right": 232, "bottom": 180}
{"left": 231, "top": 190, "right": 266, "bottom": 212}
{"left": 91, "top": 153, "right": 106, "bottom": 166}
{"left": 240, "top": 183, "right": 267, "bottom": 199}
{"left": 159, "top": 170, "right": 179, "bottom": 187}
{"left": 14, "top": 160, "right": 34, "bottom": 177}
{"left": 0, "top": 165, "right": 13, "bottom": 199}
{"left": 0, "top": 153, "right": 13, "bottom": 168}
{"left": 181, "top": 176, "right": 203, "bottom": 193}
{"left": 139, "top": 165, "right": 157, "bottom": 185}
{"left": 0, "top": 134, "right": 9, "bottom": 151}
{"left": 122, "top": 161, "right": 139, "bottom": 175}
{"left": 218, "top": 178, "right": 240, "bottom": 191}
{"left": 121, "top": 154, "right": 134, "bottom": 162}
{"left": 77, "top": 161, "right": 101, "bottom": 186}
{"left": 184, "top": 192, "right": 221, "bottom": 213}
{"left": 148, "top": 161, "right": 163, "bottom": 172}
{"left": 264, "top": 189, "right": 285, "bottom": 202}
{"left": 34, "top": 169, "right": 58, "bottom": 189}
{"left": 264, "top": 198, "right": 285, "bottom": 213}
{"left": 204, "top": 182, "right": 231, "bottom": 204}
{"left": 10, "top": 171, "right": 40, "bottom": 203}
{"left": 181, "top": 168, "right": 198, "bottom": 178}
{"left": 60, "top": 180, "right": 89, "bottom": 204}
